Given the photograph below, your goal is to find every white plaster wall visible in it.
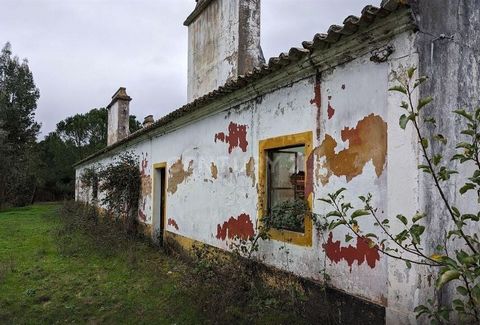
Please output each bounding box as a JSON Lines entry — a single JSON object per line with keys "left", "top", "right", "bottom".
{"left": 76, "top": 30, "right": 423, "bottom": 319}
{"left": 187, "top": 0, "right": 239, "bottom": 101}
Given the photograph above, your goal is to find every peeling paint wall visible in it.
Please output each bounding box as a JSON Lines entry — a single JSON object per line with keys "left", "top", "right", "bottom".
{"left": 75, "top": 25, "right": 437, "bottom": 322}
{"left": 187, "top": 0, "right": 263, "bottom": 101}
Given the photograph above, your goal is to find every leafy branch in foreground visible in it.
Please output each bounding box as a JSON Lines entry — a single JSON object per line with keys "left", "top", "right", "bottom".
{"left": 320, "top": 67, "right": 479, "bottom": 324}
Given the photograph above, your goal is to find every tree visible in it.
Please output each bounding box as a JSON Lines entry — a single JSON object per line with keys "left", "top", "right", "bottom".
{"left": 0, "top": 42, "right": 40, "bottom": 207}
{"left": 56, "top": 107, "right": 141, "bottom": 159}
{"left": 36, "top": 108, "right": 141, "bottom": 201}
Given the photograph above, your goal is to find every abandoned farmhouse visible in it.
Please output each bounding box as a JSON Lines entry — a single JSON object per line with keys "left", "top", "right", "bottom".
{"left": 74, "top": 0, "right": 480, "bottom": 323}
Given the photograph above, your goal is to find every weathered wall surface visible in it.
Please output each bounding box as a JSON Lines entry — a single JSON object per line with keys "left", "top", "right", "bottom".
{"left": 187, "top": 0, "right": 263, "bottom": 101}
{"left": 391, "top": 1, "right": 480, "bottom": 324}
{"left": 76, "top": 28, "right": 420, "bottom": 318}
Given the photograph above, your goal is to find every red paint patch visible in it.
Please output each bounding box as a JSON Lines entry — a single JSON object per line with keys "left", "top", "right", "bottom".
{"left": 305, "top": 152, "right": 314, "bottom": 198}
{"left": 310, "top": 77, "right": 321, "bottom": 109}
{"left": 312, "top": 73, "right": 322, "bottom": 140}
{"left": 327, "top": 102, "right": 335, "bottom": 119}
{"left": 168, "top": 218, "right": 179, "bottom": 230}
{"left": 141, "top": 154, "right": 148, "bottom": 177}
{"left": 214, "top": 122, "right": 248, "bottom": 154}
{"left": 216, "top": 213, "right": 255, "bottom": 241}
{"left": 322, "top": 232, "right": 380, "bottom": 270}
{"left": 138, "top": 209, "right": 146, "bottom": 222}
{"left": 138, "top": 199, "right": 147, "bottom": 221}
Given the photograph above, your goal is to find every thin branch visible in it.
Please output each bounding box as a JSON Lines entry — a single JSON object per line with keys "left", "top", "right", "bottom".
{"left": 461, "top": 274, "right": 480, "bottom": 322}
{"left": 405, "top": 83, "right": 478, "bottom": 254}
{"left": 330, "top": 199, "right": 438, "bottom": 267}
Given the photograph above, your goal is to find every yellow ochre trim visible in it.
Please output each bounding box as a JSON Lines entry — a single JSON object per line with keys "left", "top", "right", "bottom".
{"left": 258, "top": 131, "right": 313, "bottom": 247}
{"left": 152, "top": 162, "right": 168, "bottom": 241}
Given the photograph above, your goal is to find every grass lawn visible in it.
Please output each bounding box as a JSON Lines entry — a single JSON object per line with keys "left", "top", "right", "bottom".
{"left": 0, "top": 203, "right": 204, "bottom": 324}
{"left": 0, "top": 203, "right": 307, "bottom": 324}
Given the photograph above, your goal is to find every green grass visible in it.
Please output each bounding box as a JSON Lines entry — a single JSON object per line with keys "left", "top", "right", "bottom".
{"left": 0, "top": 203, "right": 203, "bottom": 324}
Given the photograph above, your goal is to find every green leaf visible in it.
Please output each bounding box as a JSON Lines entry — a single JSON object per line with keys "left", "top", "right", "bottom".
{"left": 451, "top": 206, "right": 461, "bottom": 218}
{"left": 453, "top": 109, "right": 473, "bottom": 122}
{"left": 389, "top": 85, "right": 407, "bottom": 94}
{"left": 460, "top": 129, "right": 475, "bottom": 137}
{"left": 395, "top": 230, "right": 409, "bottom": 243}
{"left": 326, "top": 211, "right": 342, "bottom": 218}
{"left": 332, "top": 188, "right": 347, "bottom": 200}
{"left": 459, "top": 183, "right": 475, "bottom": 195}
{"left": 396, "top": 214, "right": 408, "bottom": 225}
{"left": 472, "top": 283, "right": 480, "bottom": 304}
{"left": 417, "top": 96, "right": 433, "bottom": 110}
{"left": 407, "top": 66, "right": 416, "bottom": 79}
{"left": 405, "top": 260, "right": 412, "bottom": 269}
{"left": 433, "top": 134, "right": 447, "bottom": 145}
{"left": 364, "top": 233, "right": 378, "bottom": 240}
{"left": 421, "top": 138, "right": 429, "bottom": 149}
{"left": 414, "top": 305, "right": 430, "bottom": 318}
{"left": 399, "top": 114, "right": 409, "bottom": 129}
{"left": 424, "top": 117, "right": 436, "bottom": 125}
{"left": 436, "top": 270, "right": 460, "bottom": 288}
{"left": 413, "top": 76, "right": 428, "bottom": 89}
{"left": 412, "top": 212, "right": 425, "bottom": 223}
{"left": 432, "top": 154, "right": 442, "bottom": 166}
{"left": 351, "top": 209, "right": 370, "bottom": 219}
{"left": 418, "top": 164, "right": 432, "bottom": 174}
{"left": 409, "top": 224, "right": 425, "bottom": 244}
{"left": 345, "top": 234, "right": 353, "bottom": 242}
{"left": 319, "top": 198, "right": 333, "bottom": 204}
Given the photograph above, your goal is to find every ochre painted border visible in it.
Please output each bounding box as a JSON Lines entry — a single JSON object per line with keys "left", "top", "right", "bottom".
{"left": 258, "top": 131, "right": 313, "bottom": 247}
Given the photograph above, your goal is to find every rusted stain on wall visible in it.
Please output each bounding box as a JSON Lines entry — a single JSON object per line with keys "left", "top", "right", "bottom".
{"left": 167, "top": 157, "right": 194, "bottom": 194}
{"left": 140, "top": 154, "right": 152, "bottom": 196}
{"left": 216, "top": 213, "right": 255, "bottom": 241}
{"left": 305, "top": 153, "right": 314, "bottom": 197}
{"left": 245, "top": 157, "right": 256, "bottom": 187}
{"left": 210, "top": 162, "right": 218, "bottom": 180}
{"left": 322, "top": 232, "right": 380, "bottom": 269}
{"left": 315, "top": 114, "right": 387, "bottom": 185}
{"left": 214, "top": 122, "right": 248, "bottom": 153}
{"left": 168, "top": 218, "right": 179, "bottom": 230}
{"left": 138, "top": 201, "right": 147, "bottom": 222}
{"left": 327, "top": 102, "right": 335, "bottom": 119}
{"left": 310, "top": 75, "right": 321, "bottom": 109}
{"left": 311, "top": 73, "right": 322, "bottom": 140}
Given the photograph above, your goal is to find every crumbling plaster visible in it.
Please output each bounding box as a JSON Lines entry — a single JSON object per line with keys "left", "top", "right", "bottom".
{"left": 76, "top": 32, "right": 420, "bottom": 314}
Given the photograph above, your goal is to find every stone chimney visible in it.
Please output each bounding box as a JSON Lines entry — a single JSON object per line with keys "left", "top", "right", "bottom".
{"left": 107, "top": 87, "right": 131, "bottom": 146}
{"left": 184, "top": 0, "right": 264, "bottom": 101}
{"left": 143, "top": 115, "right": 154, "bottom": 128}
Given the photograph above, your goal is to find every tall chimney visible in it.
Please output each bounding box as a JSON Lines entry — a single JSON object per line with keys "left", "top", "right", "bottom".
{"left": 107, "top": 87, "right": 131, "bottom": 146}
{"left": 184, "top": 0, "right": 264, "bottom": 101}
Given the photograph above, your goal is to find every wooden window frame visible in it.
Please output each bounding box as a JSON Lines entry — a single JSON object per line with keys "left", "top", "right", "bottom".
{"left": 258, "top": 131, "right": 313, "bottom": 247}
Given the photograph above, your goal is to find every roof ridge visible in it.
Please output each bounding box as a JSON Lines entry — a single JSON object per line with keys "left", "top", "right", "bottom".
{"left": 74, "top": 0, "right": 410, "bottom": 167}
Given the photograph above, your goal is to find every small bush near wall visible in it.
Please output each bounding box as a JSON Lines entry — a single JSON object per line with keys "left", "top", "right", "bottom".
{"left": 80, "top": 152, "right": 141, "bottom": 236}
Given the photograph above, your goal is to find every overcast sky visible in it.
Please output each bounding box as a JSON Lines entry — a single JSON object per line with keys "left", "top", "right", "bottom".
{"left": 1, "top": 0, "right": 375, "bottom": 137}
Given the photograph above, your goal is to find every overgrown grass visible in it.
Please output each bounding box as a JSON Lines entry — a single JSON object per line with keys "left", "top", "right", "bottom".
{"left": 0, "top": 203, "right": 201, "bottom": 324}
{"left": 0, "top": 202, "right": 319, "bottom": 324}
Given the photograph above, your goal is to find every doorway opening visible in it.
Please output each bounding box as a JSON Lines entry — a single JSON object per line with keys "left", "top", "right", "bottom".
{"left": 153, "top": 163, "right": 167, "bottom": 245}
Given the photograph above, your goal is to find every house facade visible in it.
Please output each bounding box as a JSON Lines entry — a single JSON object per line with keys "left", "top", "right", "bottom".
{"left": 74, "top": 1, "right": 480, "bottom": 323}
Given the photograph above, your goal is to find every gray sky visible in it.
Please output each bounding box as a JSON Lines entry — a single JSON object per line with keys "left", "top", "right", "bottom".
{"left": 1, "top": 0, "right": 375, "bottom": 137}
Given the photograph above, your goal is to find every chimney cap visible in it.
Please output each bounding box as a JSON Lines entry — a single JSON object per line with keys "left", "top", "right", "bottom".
{"left": 184, "top": 0, "right": 215, "bottom": 26}
{"left": 107, "top": 87, "right": 132, "bottom": 108}
{"left": 143, "top": 115, "right": 155, "bottom": 127}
